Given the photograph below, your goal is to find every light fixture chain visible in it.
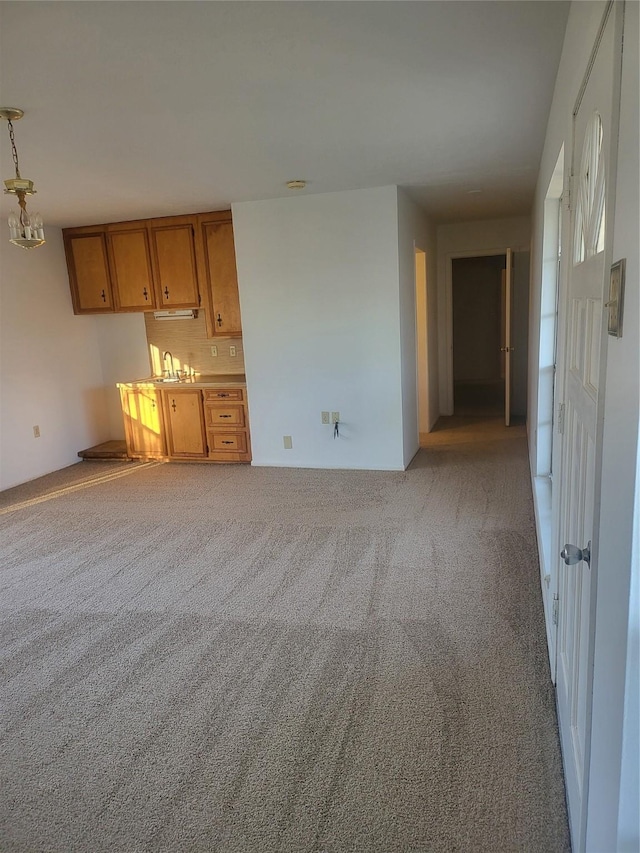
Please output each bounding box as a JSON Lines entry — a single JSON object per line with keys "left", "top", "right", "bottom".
{"left": 7, "top": 119, "right": 21, "bottom": 178}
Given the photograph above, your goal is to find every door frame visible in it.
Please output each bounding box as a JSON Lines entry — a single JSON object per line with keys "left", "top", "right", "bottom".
{"left": 443, "top": 245, "right": 529, "bottom": 415}
{"left": 414, "top": 246, "right": 431, "bottom": 441}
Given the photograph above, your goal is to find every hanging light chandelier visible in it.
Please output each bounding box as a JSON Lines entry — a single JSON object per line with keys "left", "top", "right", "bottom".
{"left": 0, "top": 107, "right": 45, "bottom": 249}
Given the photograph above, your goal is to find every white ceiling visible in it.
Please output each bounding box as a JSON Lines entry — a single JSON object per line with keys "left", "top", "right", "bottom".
{"left": 0, "top": 1, "right": 569, "bottom": 229}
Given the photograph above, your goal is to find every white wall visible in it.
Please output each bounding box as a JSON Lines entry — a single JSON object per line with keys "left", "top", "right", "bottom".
{"left": 232, "top": 186, "right": 407, "bottom": 470}
{"left": 0, "top": 229, "right": 153, "bottom": 488}
{"left": 528, "top": 2, "right": 639, "bottom": 850}
{"left": 618, "top": 432, "right": 640, "bottom": 852}
{"left": 0, "top": 228, "right": 108, "bottom": 489}
{"left": 94, "top": 314, "right": 150, "bottom": 439}
{"left": 396, "top": 188, "right": 437, "bottom": 463}
{"left": 436, "top": 216, "right": 531, "bottom": 414}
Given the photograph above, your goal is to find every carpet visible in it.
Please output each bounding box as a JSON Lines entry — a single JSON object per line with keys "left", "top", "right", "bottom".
{"left": 0, "top": 434, "right": 570, "bottom": 852}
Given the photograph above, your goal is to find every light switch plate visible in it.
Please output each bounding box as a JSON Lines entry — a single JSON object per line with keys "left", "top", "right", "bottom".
{"left": 210, "top": 346, "right": 218, "bottom": 357}
{"left": 230, "top": 345, "right": 237, "bottom": 357}
{"left": 283, "top": 436, "right": 293, "bottom": 449}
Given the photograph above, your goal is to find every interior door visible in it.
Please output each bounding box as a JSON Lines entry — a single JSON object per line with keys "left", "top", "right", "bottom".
{"left": 554, "top": 7, "right": 614, "bottom": 848}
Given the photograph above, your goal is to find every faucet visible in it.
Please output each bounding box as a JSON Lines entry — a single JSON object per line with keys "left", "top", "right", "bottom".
{"left": 163, "top": 351, "right": 176, "bottom": 378}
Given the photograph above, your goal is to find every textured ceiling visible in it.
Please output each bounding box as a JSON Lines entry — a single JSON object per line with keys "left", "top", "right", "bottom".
{"left": 0, "top": 1, "right": 570, "bottom": 228}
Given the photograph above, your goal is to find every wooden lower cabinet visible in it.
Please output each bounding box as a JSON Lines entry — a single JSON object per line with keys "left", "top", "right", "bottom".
{"left": 120, "top": 387, "right": 166, "bottom": 458}
{"left": 119, "top": 383, "right": 250, "bottom": 463}
{"left": 163, "top": 389, "right": 208, "bottom": 458}
{"left": 203, "top": 388, "right": 251, "bottom": 462}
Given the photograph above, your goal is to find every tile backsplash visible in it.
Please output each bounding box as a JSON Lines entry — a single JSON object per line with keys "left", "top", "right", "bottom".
{"left": 144, "top": 312, "right": 245, "bottom": 376}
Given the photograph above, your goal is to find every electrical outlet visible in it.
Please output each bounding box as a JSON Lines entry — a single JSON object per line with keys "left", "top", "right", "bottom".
{"left": 321, "top": 411, "right": 330, "bottom": 424}
{"left": 33, "top": 425, "right": 40, "bottom": 438}
{"left": 283, "top": 435, "right": 293, "bottom": 449}
{"left": 210, "top": 346, "right": 218, "bottom": 357}
{"left": 229, "top": 345, "right": 237, "bottom": 357}
{"left": 331, "top": 412, "right": 340, "bottom": 423}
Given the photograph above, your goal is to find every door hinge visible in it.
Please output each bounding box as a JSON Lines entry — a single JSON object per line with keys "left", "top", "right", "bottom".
{"left": 566, "top": 175, "right": 575, "bottom": 212}
{"left": 552, "top": 594, "right": 559, "bottom": 626}
{"left": 557, "top": 402, "right": 565, "bottom": 435}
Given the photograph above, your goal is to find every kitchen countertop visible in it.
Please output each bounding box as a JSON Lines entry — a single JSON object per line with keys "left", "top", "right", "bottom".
{"left": 117, "top": 374, "right": 247, "bottom": 389}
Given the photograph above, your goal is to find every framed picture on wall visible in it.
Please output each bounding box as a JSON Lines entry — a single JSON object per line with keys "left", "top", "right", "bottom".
{"left": 607, "top": 259, "right": 626, "bottom": 338}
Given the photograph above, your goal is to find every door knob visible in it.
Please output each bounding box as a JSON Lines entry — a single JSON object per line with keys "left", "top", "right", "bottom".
{"left": 561, "top": 541, "right": 591, "bottom": 567}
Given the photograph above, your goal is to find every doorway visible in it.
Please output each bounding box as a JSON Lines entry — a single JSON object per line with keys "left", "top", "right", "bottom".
{"left": 452, "top": 254, "right": 506, "bottom": 416}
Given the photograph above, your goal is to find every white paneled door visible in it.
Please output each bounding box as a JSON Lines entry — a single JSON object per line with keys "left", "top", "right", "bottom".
{"left": 555, "top": 5, "right": 616, "bottom": 849}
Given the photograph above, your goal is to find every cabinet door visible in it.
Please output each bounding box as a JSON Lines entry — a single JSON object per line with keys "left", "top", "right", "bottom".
{"left": 199, "top": 215, "right": 242, "bottom": 337}
{"left": 108, "top": 223, "right": 156, "bottom": 311}
{"left": 163, "top": 389, "right": 207, "bottom": 457}
{"left": 64, "top": 230, "right": 114, "bottom": 313}
{"left": 149, "top": 217, "right": 200, "bottom": 309}
{"left": 121, "top": 388, "right": 165, "bottom": 458}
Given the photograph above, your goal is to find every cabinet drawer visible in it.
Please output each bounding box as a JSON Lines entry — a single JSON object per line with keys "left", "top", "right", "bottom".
{"left": 204, "top": 388, "right": 244, "bottom": 402}
{"left": 205, "top": 405, "right": 245, "bottom": 427}
{"left": 208, "top": 431, "right": 248, "bottom": 453}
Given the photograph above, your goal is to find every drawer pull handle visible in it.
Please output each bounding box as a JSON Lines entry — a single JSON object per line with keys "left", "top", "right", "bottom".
{"left": 217, "top": 393, "right": 229, "bottom": 397}
{"left": 222, "top": 441, "right": 234, "bottom": 445}
{"left": 219, "top": 414, "right": 232, "bottom": 418}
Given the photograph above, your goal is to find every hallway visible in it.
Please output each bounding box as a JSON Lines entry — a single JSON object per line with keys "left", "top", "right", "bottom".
{"left": 420, "top": 412, "right": 526, "bottom": 448}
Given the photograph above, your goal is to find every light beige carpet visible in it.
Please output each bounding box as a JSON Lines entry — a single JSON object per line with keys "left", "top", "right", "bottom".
{"left": 0, "top": 433, "right": 570, "bottom": 852}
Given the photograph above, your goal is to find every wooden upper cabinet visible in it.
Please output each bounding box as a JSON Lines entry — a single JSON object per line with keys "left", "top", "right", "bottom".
{"left": 196, "top": 212, "right": 242, "bottom": 338}
{"left": 63, "top": 211, "right": 241, "bottom": 318}
{"left": 148, "top": 216, "right": 200, "bottom": 309}
{"left": 63, "top": 228, "right": 114, "bottom": 313}
{"left": 107, "top": 222, "right": 156, "bottom": 311}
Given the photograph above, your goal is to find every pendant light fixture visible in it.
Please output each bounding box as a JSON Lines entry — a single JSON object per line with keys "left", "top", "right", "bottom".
{"left": 0, "top": 107, "right": 45, "bottom": 249}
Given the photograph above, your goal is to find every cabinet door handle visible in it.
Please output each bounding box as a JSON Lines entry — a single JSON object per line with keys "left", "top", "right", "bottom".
{"left": 101, "top": 289, "right": 106, "bottom": 302}
{"left": 143, "top": 287, "right": 149, "bottom": 301}
{"left": 171, "top": 399, "right": 177, "bottom": 412}
{"left": 216, "top": 313, "right": 223, "bottom": 327}
{"left": 164, "top": 286, "right": 170, "bottom": 300}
